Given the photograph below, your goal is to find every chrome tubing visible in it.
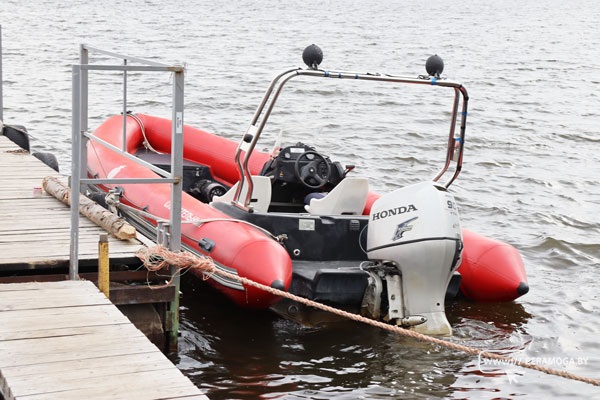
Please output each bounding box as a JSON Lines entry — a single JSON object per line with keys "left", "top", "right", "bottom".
{"left": 232, "top": 67, "right": 470, "bottom": 208}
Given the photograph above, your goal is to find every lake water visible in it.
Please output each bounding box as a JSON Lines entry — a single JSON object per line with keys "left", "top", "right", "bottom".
{"left": 1, "top": 0, "right": 599, "bottom": 398}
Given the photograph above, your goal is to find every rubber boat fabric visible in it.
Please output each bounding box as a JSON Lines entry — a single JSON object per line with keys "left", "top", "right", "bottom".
{"left": 87, "top": 112, "right": 528, "bottom": 336}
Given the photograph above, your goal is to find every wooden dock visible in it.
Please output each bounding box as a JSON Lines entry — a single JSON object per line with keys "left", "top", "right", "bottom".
{"left": 0, "top": 280, "right": 207, "bottom": 400}
{"left": 0, "top": 134, "right": 196, "bottom": 396}
{"left": 0, "top": 134, "right": 149, "bottom": 270}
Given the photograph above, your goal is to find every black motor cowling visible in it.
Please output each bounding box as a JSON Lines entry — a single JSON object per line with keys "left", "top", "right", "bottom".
{"left": 188, "top": 179, "right": 228, "bottom": 203}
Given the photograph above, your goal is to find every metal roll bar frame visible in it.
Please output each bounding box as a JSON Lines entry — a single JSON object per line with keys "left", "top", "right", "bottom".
{"left": 232, "top": 67, "right": 469, "bottom": 211}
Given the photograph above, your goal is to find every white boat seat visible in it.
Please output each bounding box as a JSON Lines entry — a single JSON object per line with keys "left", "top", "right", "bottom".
{"left": 304, "top": 177, "right": 369, "bottom": 215}
{"left": 211, "top": 175, "right": 272, "bottom": 212}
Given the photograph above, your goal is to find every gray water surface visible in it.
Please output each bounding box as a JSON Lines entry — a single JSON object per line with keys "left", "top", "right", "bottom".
{"left": 1, "top": 1, "right": 599, "bottom": 398}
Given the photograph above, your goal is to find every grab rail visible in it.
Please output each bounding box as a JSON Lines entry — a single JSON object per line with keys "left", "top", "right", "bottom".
{"left": 232, "top": 63, "right": 468, "bottom": 210}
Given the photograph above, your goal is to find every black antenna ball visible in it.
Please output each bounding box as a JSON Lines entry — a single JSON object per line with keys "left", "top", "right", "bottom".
{"left": 302, "top": 44, "right": 323, "bottom": 69}
{"left": 425, "top": 54, "right": 444, "bottom": 78}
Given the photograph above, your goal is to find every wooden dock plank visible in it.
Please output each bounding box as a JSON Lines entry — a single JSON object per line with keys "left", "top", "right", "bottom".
{"left": 21, "top": 384, "right": 207, "bottom": 400}
{"left": 0, "top": 239, "right": 142, "bottom": 258}
{"left": 0, "top": 232, "right": 140, "bottom": 246}
{"left": 0, "top": 280, "right": 207, "bottom": 400}
{"left": 0, "top": 135, "right": 148, "bottom": 269}
{"left": 0, "top": 295, "right": 111, "bottom": 310}
{"left": 0, "top": 280, "right": 93, "bottom": 291}
{"left": 8, "top": 363, "right": 200, "bottom": 398}
{"left": 0, "top": 225, "right": 109, "bottom": 237}
{"left": 0, "top": 323, "right": 137, "bottom": 342}
{"left": 0, "top": 305, "right": 131, "bottom": 337}
{"left": 0, "top": 326, "right": 151, "bottom": 360}
{"left": 0, "top": 351, "right": 171, "bottom": 378}
{"left": 0, "top": 282, "right": 111, "bottom": 298}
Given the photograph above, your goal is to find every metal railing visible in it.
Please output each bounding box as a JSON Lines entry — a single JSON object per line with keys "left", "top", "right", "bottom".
{"left": 70, "top": 45, "right": 185, "bottom": 348}
{"left": 70, "top": 44, "right": 185, "bottom": 277}
{"left": 232, "top": 67, "right": 468, "bottom": 210}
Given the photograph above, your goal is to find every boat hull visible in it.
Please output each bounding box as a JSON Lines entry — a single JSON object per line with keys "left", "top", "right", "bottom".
{"left": 458, "top": 229, "right": 529, "bottom": 302}
{"left": 88, "top": 114, "right": 527, "bottom": 308}
{"left": 87, "top": 114, "right": 292, "bottom": 308}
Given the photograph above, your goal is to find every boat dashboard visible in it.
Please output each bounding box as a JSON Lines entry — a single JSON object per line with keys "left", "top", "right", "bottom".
{"left": 136, "top": 143, "right": 355, "bottom": 214}
{"left": 259, "top": 143, "right": 348, "bottom": 211}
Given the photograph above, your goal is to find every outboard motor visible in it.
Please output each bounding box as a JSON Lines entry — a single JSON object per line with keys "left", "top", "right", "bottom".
{"left": 362, "top": 181, "right": 462, "bottom": 335}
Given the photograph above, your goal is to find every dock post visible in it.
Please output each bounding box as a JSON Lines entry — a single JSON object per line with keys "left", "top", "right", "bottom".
{"left": 166, "top": 67, "right": 184, "bottom": 352}
{"left": 157, "top": 221, "right": 178, "bottom": 351}
{"left": 1, "top": 25, "right": 3, "bottom": 122}
{"left": 78, "top": 46, "right": 89, "bottom": 195}
{"left": 98, "top": 233, "right": 110, "bottom": 298}
{"left": 69, "top": 64, "right": 82, "bottom": 280}
{"left": 79, "top": 45, "right": 88, "bottom": 133}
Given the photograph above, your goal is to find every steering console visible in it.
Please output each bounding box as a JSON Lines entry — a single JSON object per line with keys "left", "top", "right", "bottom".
{"left": 294, "top": 150, "right": 331, "bottom": 189}
{"left": 259, "top": 142, "right": 345, "bottom": 206}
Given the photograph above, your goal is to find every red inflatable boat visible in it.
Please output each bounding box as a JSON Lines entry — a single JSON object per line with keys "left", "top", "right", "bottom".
{"left": 88, "top": 114, "right": 290, "bottom": 308}
{"left": 87, "top": 48, "right": 527, "bottom": 334}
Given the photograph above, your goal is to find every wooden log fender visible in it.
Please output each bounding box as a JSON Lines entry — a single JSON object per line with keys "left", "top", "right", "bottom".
{"left": 42, "top": 176, "right": 137, "bottom": 240}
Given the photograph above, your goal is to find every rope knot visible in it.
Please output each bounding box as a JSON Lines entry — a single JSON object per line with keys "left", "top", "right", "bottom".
{"left": 136, "top": 245, "right": 217, "bottom": 283}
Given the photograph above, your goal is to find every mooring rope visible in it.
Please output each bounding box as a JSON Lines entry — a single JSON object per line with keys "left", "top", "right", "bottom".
{"left": 136, "top": 245, "right": 600, "bottom": 387}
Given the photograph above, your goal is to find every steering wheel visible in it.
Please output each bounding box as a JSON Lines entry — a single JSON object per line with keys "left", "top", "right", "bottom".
{"left": 294, "top": 151, "right": 331, "bottom": 189}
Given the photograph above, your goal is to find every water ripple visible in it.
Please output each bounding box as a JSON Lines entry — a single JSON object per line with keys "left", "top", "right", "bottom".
{"left": 2, "top": 0, "right": 600, "bottom": 398}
